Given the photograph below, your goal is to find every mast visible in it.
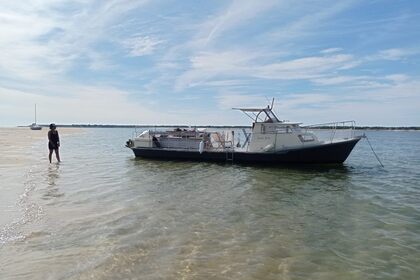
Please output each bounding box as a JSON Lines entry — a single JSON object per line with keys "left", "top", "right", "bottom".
{"left": 34, "top": 104, "right": 37, "bottom": 124}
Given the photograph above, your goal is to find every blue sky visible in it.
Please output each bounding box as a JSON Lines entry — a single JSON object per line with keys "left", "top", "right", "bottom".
{"left": 1, "top": 0, "right": 419, "bottom": 126}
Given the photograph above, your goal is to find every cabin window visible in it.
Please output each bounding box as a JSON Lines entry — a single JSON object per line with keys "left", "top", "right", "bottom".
{"left": 298, "top": 134, "right": 315, "bottom": 142}
{"left": 276, "top": 126, "right": 292, "bottom": 134}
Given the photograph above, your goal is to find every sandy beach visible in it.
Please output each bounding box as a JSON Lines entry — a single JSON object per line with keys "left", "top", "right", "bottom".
{"left": 0, "top": 127, "right": 84, "bottom": 165}
{"left": 0, "top": 127, "right": 83, "bottom": 229}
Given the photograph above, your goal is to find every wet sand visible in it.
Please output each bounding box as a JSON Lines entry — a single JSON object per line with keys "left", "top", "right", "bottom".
{"left": 0, "top": 127, "right": 83, "bottom": 227}
{"left": 0, "top": 127, "right": 84, "bottom": 165}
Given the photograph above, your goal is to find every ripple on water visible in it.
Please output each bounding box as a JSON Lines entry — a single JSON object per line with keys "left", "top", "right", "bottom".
{"left": 1, "top": 129, "right": 420, "bottom": 280}
{"left": 0, "top": 166, "right": 45, "bottom": 246}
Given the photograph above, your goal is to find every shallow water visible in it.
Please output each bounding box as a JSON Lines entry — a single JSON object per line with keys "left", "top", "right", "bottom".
{"left": 1, "top": 128, "right": 419, "bottom": 279}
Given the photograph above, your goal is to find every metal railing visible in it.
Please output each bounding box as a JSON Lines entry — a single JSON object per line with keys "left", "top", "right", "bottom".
{"left": 153, "top": 136, "right": 202, "bottom": 150}
{"left": 148, "top": 136, "right": 235, "bottom": 152}
{"left": 302, "top": 120, "right": 356, "bottom": 143}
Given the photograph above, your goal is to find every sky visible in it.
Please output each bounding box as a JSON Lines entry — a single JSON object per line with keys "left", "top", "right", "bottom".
{"left": 1, "top": 0, "right": 419, "bottom": 127}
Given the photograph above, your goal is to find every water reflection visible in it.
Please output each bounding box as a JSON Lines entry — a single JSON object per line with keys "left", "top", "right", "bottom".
{"left": 129, "top": 157, "right": 353, "bottom": 191}
{"left": 131, "top": 156, "right": 353, "bottom": 172}
{"left": 47, "top": 163, "right": 60, "bottom": 186}
{"left": 42, "top": 163, "right": 63, "bottom": 200}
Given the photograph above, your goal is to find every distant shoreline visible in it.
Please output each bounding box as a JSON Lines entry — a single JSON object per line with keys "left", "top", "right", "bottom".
{"left": 17, "top": 124, "right": 420, "bottom": 130}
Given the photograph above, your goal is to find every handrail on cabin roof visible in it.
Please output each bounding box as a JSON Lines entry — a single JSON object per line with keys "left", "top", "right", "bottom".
{"left": 232, "top": 106, "right": 280, "bottom": 123}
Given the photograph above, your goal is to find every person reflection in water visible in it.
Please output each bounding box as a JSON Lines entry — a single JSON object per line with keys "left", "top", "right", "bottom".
{"left": 48, "top": 123, "right": 61, "bottom": 163}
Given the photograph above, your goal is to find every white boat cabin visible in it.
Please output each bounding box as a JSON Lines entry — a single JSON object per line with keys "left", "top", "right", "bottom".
{"left": 234, "top": 106, "right": 320, "bottom": 152}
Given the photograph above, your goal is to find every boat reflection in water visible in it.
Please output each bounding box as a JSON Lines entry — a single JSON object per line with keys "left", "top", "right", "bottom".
{"left": 126, "top": 104, "right": 362, "bottom": 164}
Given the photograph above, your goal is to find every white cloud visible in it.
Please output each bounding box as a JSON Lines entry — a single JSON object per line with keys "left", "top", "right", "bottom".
{"left": 321, "top": 48, "right": 343, "bottom": 54}
{"left": 175, "top": 50, "right": 255, "bottom": 90}
{"left": 385, "top": 74, "right": 409, "bottom": 83}
{"left": 212, "top": 77, "right": 420, "bottom": 126}
{"left": 255, "top": 54, "right": 355, "bottom": 80}
{"left": 284, "top": 80, "right": 420, "bottom": 125}
{"left": 311, "top": 73, "right": 413, "bottom": 89}
{"left": 0, "top": 0, "right": 152, "bottom": 81}
{"left": 367, "top": 48, "right": 420, "bottom": 62}
{"left": 0, "top": 84, "right": 172, "bottom": 126}
{"left": 216, "top": 93, "right": 268, "bottom": 110}
{"left": 198, "top": 0, "right": 279, "bottom": 45}
{"left": 267, "top": 0, "right": 358, "bottom": 42}
{"left": 279, "top": 93, "right": 332, "bottom": 108}
{"left": 377, "top": 48, "right": 409, "bottom": 60}
{"left": 175, "top": 52, "right": 358, "bottom": 90}
{"left": 123, "top": 36, "right": 163, "bottom": 56}
{"left": 312, "top": 75, "right": 368, "bottom": 86}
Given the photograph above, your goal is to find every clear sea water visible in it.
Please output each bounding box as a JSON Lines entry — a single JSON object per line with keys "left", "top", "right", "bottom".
{"left": 1, "top": 128, "right": 419, "bottom": 279}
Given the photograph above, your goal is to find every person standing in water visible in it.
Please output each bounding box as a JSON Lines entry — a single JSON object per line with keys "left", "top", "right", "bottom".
{"left": 48, "top": 123, "right": 61, "bottom": 163}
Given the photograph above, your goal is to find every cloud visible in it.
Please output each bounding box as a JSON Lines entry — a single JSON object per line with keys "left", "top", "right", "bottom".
{"left": 312, "top": 72, "right": 411, "bottom": 88}
{"left": 311, "top": 75, "right": 368, "bottom": 86}
{"left": 168, "top": 0, "right": 371, "bottom": 92}
{"left": 0, "top": 0, "right": 152, "bottom": 81}
{"left": 377, "top": 48, "right": 409, "bottom": 60}
{"left": 174, "top": 50, "right": 255, "bottom": 90}
{"left": 370, "top": 48, "right": 420, "bottom": 61}
{"left": 175, "top": 51, "right": 358, "bottom": 90}
{"left": 266, "top": 0, "right": 358, "bottom": 42}
{"left": 197, "top": 0, "right": 279, "bottom": 45}
{"left": 0, "top": 84, "right": 172, "bottom": 126}
{"left": 321, "top": 48, "right": 343, "bottom": 54}
{"left": 255, "top": 54, "right": 355, "bottom": 80}
{"left": 384, "top": 74, "right": 409, "bottom": 83}
{"left": 123, "top": 36, "right": 163, "bottom": 56}
{"left": 216, "top": 93, "right": 268, "bottom": 110}
{"left": 213, "top": 76, "right": 420, "bottom": 126}
{"left": 330, "top": 83, "right": 420, "bottom": 126}
{"left": 288, "top": 79, "right": 420, "bottom": 125}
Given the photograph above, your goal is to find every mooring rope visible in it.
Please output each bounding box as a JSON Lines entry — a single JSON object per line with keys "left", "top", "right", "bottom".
{"left": 364, "top": 135, "right": 384, "bottom": 167}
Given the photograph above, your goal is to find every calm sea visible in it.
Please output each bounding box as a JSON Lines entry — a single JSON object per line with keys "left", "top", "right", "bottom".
{"left": 1, "top": 128, "right": 419, "bottom": 279}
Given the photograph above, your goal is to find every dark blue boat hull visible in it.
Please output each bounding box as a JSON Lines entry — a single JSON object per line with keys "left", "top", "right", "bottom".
{"left": 130, "top": 137, "right": 361, "bottom": 164}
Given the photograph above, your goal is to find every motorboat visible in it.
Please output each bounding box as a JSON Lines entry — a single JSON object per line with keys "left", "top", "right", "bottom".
{"left": 126, "top": 104, "right": 362, "bottom": 164}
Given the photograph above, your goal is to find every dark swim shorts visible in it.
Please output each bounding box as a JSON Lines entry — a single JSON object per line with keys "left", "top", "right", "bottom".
{"left": 49, "top": 142, "right": 58, "bottom": 150}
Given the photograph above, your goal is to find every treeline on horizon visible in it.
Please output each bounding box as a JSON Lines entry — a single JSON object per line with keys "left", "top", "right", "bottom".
{"left": 23, "top": 124, "right": 420, "bottom": 130}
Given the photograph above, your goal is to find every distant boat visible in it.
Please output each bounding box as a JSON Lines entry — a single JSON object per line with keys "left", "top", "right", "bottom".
{"left": 30, "top": 104, "right": 42, "bottom": 130}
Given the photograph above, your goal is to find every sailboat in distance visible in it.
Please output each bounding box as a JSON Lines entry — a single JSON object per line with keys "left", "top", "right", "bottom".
{"left": 30, "top": 104, "right": 42, "bottom": 130}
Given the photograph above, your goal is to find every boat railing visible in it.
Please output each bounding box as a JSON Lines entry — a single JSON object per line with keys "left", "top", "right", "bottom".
{"left": 301, "top": 120, "right": 356, "bottom": 143}
{"left": 147, "top": 136, "right": 235, "bottom": 152}
{"left": 148, "top": 136, "right": 203, "bottom": 150}
{"left": 132, "top": 128, "right": 140, "bottom": 142}
{"left": 211, "top": 140, "right": 234, "bottom": 151}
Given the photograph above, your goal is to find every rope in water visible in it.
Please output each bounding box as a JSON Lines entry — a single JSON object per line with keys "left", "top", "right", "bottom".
{"left": 365, "top": 135, "right": 384, "bottom": 167}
